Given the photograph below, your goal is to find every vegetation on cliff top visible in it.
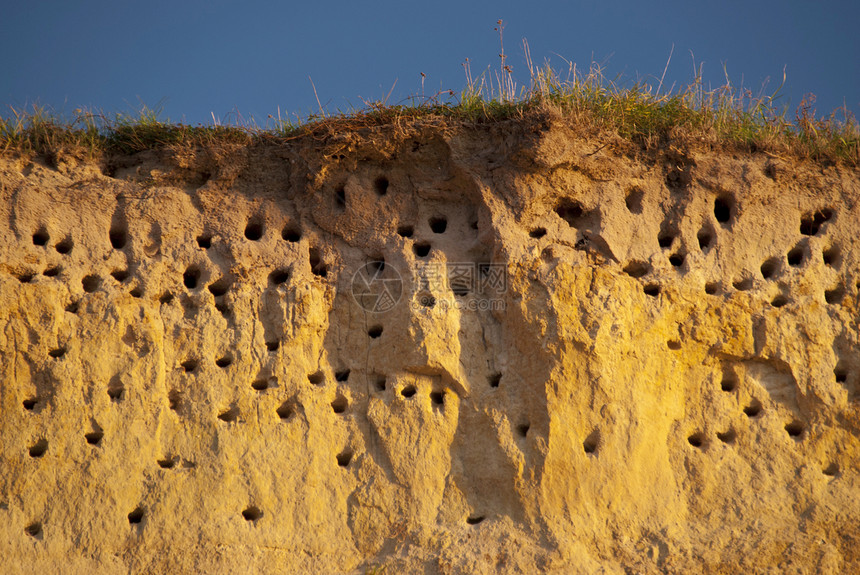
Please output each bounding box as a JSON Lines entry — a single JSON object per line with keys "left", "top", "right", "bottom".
{"left": 2, "top": 50, "right": 858, "bottom": 165}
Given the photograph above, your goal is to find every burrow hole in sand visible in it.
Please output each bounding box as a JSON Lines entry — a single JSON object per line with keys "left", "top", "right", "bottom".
{"left": 29, "top": 439, "right": 48, "bottom": 458}
{"left": 109, "top": 226, "right": 127, "bottom": 249}
{"left": 336, "top": 449, "right": 353, "bottom": 467}
{"left": 714, "top": 196, "right": 734, "bottom": 224}
{"left": 127, "top": 507, "right": 144, "bottom": 524}
{"left": 687, "top": 431, "right": 705, "bottom": 448}
{"left": 374, "top": 176, "right": 389, "bottom": 196}
{"left": 331, "top": 395, "right": 348, "bottom": 414}
{"left": 242, "top": 506, "right": 262, "bottom": 521}
{"left": 244, "top": 220, "right": 264, "bottom": 241}
{"left": 429, "top": 216, "right": 448, "bottom": 234}
{"left": 276, "top": 400, "right": 294, "bottom": 420}
{"left": 583, "top": 429, "right": 600, "bottom": 454}
{"left": 800, "top": 208, "right": 833, "bottom": 236}
{"left": 32, "top": 229, "right": 49, "bottom": 246}
{"left": 743, "top": 399, "right": 763, "bottom": 418}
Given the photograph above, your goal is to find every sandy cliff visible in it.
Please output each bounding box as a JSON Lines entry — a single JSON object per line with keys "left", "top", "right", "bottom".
{"left": 1, "top": 114, "right": 858, "bottom": 573}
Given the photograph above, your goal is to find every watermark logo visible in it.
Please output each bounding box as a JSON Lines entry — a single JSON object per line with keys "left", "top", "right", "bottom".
{"left": 351, "top": 261, "right": 403, "bottom": 313}
{"left": 351, "top": 260, "right": 507, "bottom": 313}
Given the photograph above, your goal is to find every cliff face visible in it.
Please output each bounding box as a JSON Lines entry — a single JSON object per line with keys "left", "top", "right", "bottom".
{"left": 1, "top": 117, "right": 858, "bottom": 574}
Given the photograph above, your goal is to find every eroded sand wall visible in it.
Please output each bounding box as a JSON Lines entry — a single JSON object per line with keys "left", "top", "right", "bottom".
{"left": 1, "top": 120, "right": 859, "bottom": 573}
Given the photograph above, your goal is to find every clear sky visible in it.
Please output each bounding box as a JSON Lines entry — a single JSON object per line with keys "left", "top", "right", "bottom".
{"left": 2, "top": 1, "right": 858, "bottom": 126}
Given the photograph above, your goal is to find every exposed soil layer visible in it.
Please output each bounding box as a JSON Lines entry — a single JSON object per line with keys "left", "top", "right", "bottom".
{"left": 1, "top": 117, "right": 859, "bottom": 574}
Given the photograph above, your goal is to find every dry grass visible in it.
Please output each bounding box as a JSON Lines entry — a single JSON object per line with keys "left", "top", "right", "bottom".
{"left": 2, "top": 51, "right": 858, "bottom": 165}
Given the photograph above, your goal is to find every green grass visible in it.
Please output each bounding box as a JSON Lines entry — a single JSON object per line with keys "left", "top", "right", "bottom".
{"left": 2, "top": 56, "right": 858, "bottom": 165}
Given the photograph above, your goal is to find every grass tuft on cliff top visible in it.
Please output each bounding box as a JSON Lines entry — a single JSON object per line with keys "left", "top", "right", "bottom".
{"left": 2, "top": 56, "right": 858, "bottom": 165}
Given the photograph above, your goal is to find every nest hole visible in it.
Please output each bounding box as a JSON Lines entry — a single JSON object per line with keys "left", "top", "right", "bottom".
{"left": 244, "top": 221, "right": 264, "bottom": 241}
{"left": 785, "top": 420, "right": 805, "bottom": 438}
{"left": 309, "top": 248, "right": 328, "bottom": 277}
{"left": 368, "top": 325, "right": 383, "bottom": 339}
{"left": 418, "top": 293, "right": 436, "bottom": 308}
{"left": 825, "top": 285, "right": 845, "bottom": 305}
{"left": 488, "top": 373, "right": 502, "bottom": 388}
{"left": 331, "top": 395, "right": 348, "bottom": 414}
{"left": 157, "top": 458, "right": 176, "bottom": 469}
{"left": 29, "top": 439, "right": 48, "bottom": 458}
{"left": 429, "top": 216, "right": 448, "bottom": 234}
{"left": 55, "top": 238, "right": 73, "bottom": 254}
{"left": 82, "top": 275, "right": 101, "bottom": 293}
{"left": 183, "top": 267, "right": 200, "bottom": 289}
{"left": 823, "top": 462, "right": 839, "bottom": 477}
{"left": 374, "top": 176, "right": 389, "bottom": 195}
{"left": 743, "top": 400, "right": 763, "bottom": 418}
{"left": 196, "top": 235, "right": 211, "bottom": 249}
{"left": 181, "top": 359, "right": 198, "bottom": 373}
{"left": 760, "top": 258, "right": 779, "bottom": 279}
{"left": 714, "top": 196, "right": 733, "bottom": 224}
{"left": 335, "top": 369, "right": 350, "bottom": 382}
{"left": 208, "top": 279, "right": 230, "bottom": 296}
{"left": 413, "top": 243, "right": 431, "bottom": 258}
{"left": 555, "top": 198, "right": 585, "bottom": 227}
{"left": 625, "top": 187, "right": 644, "bottom": 214}
{"left": 397, "top": 225, "right": 414, "bottom": 238}
{"left": 451, "top": 280, "right": 470, "bottom": 297}
{"left": 800, "top": 208, "right": 833, "bottom": 236}
{"left": 529, "top": 227, "right": 547, "bottom": 239}
{"left": 168, "top": 389, "right": 182, "bottom": 411}
{"left": 687, "top": 432, "right": 705, "bottom": 448}
{"left": 787, "top": 247, "right": 804, "bottom": 267}
{"left": 242, "top": 506, "right": 262, "bottom": 521}
{"left": 400, "top": 385, "right": 417, "bottom": 398}
{"left": 23, "top": 397, "right": 38, "bottom": 411}
{"left": 705, "top": 282, "right": 720, "bottom": 295}
{"left": 25, "top": 522, "right": 42, "bottom": 538}
{"left": 282, "top": 225, "right": 302, "bottom": 242}
{"left": 771, "top": 294, "right": 789, "bottom": 308}
{"left": 374, "top": 375, "right": 387, "bottom": 392}
{"left": 85, "top": 430, "right": 103, "bottom": 445}
{"left": 308, "top": 371, "right": 324, "bottom": 385}
{"left": 823, "top": 245, "right": 841, "bottom": 266}
{"left": 720, "top": 373, "right": 738, "bottom": 392}
{"left": 623, "top": 260, "right": 650, "bottom": 278}
{"left": 583, "top": 429, "right": 600, "bottom": 454}
{"left": 268, "top": 269, "right": 290, "bottom": 285}
{"left": 834, "top": 362, "right": 848, "bottom": 383}
{"left": 217, "top": 407, "right": 239, "bottom": 423}
{"left": 215, "top": 356, "right": 233, "bottom": 368}
{"left": 430, "top": 390, "right": 445, "bottom": 406}
{"left": 265, "top": 341, "right": 280, "bottom": 352}
{"left": 466, "top": 515, "right": 485, "bottom": 525}
{"left": 643, "top": 284, "right": 661, "bottom": 297}
{"left": 251, "top": 379, "right": 269, "bottom": 391}
{"left": 276, "top": 401, "right": 294, "bottom": 420}
{"left": 109, "top": 227, "right": 127, "bottom": 249}
{"left": 111, "top": 269, "right": 129, "bottom": 283}
{"left": 717, "top": 429, "right": 736, "bottom": 444}
{"left": 697, "top": 229, "right": 713, "bottom": 251}
{"left": 669, "top": 253, "right": 685, "bottom": 268}
{"left": 336, "top": 449, "right": 353, "bottom": 467}
{"left": 48, "top": 347, "right": 66, "bottom": 359}
{"left": 335, "top": 185, "right": 346, "bottom": 208}
{"left": 32, "top": 230, "right": 50, "bottom": 246}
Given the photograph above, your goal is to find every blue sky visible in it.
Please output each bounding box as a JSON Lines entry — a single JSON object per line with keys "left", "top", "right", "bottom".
{"left": 2, "top": 1, "right": 858, "bottom": 126}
